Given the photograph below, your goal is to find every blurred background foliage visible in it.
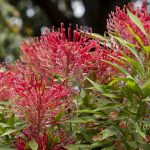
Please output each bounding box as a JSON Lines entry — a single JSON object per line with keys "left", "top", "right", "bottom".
{"left": 0, "top": 0, "right": 149, "bottom": 63}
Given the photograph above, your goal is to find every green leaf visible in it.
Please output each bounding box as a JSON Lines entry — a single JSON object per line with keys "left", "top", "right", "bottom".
{"left": 127, "top": 142, "right": 138, "bottom": 149}
{"left": 52, "top": 134, "right": 60, "bottom": 144}
{"left": 85, "top": 77, "right": 104, "bottom": 92}
{"left": 134, "top": 123, "right": 146, "bottom": 140}
{"left": 80, "top": 89, "right": 86, "bottom": 98}
{"left": 0, "top": 129, "right": 16, "bottom": 136}
{"left": 47, "top": 130, "right": 53, "bottom": 149}
{"left": 65, "top": 141, "right": 113, "bottom": 150}
{"left": 78, "top": 109, "right": 99, "bottom": 114}
{"left": 101, "top": 146, "right": 114, "bottom": 150}
{"left": 65, "top": 145, "right": 79, "bottom": 150}
{"left": 101, "top": 127, "right": 118, "bottom": 140}
{"left": 7, "top": 114, "right": 15, "bottom": 128}
{"left": 68, "top": 118, "right": 95, "bottom": 123}
{"left": 54, "top": 109, "right": 63, "bottom": 122}
{"left": 14, "top": 121, "right": 25, "bottom": 130}
{"left": 140, "top": 144, "right": 150, "bottom": 150}
{"left": 142, "top": 98, "right": 150, "bottom": 102}
{"left": 0, "top": 123, "right": 10, "bottom": 128}
{"left": 142, "top": 79, "right": 150, "bottom": 98}
{"left": 65, "top": 144, "right": 91, "bottom": 150}
{"left": 29, "top": 139, "right": 38, "bottom": 150}
{"left": 114, "top": 37, "right": 144, "bottom": 69}
{"left": 94, "top": 103, "right": 123, "bottom": 112}
{"left": 143, "top": 46, "right": 150, "bottom": 56}
{"left": 48, "top": 130, "right": 53, "bottom": 143}
{"left": 90, "top": 33, "right": 108, "bottom": 41}
{"left": 101, "top": 93, "right": 117, "bottom": 98}
{"left": 127, "top": 24, "right": 144, "bottom": 47}
{"left": 121, "top": 54, "right": 144, "bottom": 77}
{"left": 142, "top": 120, "right": 150, "bottom": 127}
{"left": 0, "top": 144, "right": 15, "bottom": 150}
{"left": 103, "top": 60, "right": 132, "bottom": 78}
{"left": 126, "top": 80, "right": 141, "bottom": 94}
{"left": 127, "top": 9, "right": 147, "bottom": 38}
{"left": 78, "top": 89, "right": 89, "bottom": 107}
{"left": 79, "top": 30, "right": 109, "bottom": 42}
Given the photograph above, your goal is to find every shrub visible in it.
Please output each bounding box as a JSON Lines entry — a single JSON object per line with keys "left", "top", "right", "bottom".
{"left": 0, "top": 0, "right": 150, "bottom": 149}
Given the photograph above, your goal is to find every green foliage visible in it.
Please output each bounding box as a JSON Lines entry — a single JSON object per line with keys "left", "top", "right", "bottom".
{"left": 66, "top": 9, "right": 150, "bottom": 150}
{"left": 0, "top": 101, "right": 25, "bottom": 148}
{"left": 127, "top": 9, "right": 149, "bottom": 42}
{"left": 29, "top": 140, "right": 38, "bottom": 150}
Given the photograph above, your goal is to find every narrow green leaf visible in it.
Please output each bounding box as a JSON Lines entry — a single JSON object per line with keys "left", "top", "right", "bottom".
{"left": 80, "top": 89, "right": 86, "bottom": 98}
{"left": 54, "top": 109, "right": 63, "bottom": 122}
{"left": 142, "top": 98, "right": 150, "bottom": 102}
{"left": 85, "top": 77, "right": 103, "bottom": 92}
{"left": 65, "top": 144, "right": 92, "bottom": 150}
{"left": 143, "top": 46, "right": 150, "bottom": 56}
{"left": 140, "top": 144, "right": 150, "bottom": 150}
{"left": 90, "top": 33, "right": 108, "bottom": 41}
{"left": 0, "top": 123, "right": 10, "bottom": 128}
{"left": 1, "top": 129, "right": 16, "bottom": 136}
{"left": 126, "top": 80, "right": 142, "bottom": 94}
{"left": 127, "top": 9, "right": 147, "bottom": 38}
{"left": 7, "top": 114, "right": 15, "bottom": 128}
{"left": 29, "top": 139, "right": 38, "bottom": 150}
{"left": 0, "top": 144, "right": 16, "bottom": 150}
{"left": 101, "top": 93, "right": 117, "bottom": 98}
{"left": 68, "top": 118, "right": 95, "bottom": 123}
{"left": 47, "top": 130, "right": 53, "bottom": 149}
{"left": 78, "top": 109, "right": 97, "bottom": 114}
{"left": 127, "top": 24, "right": 144, "bottom": 47}
{"left": 127, "top": 142, "right": 138, "bottom": 149}
{"left": 94, "top": 103, "right": 123, "bottom": 112}
{"left": 107, "top": 54, "right": 127, "bottom": 66}
{"left": 103, "top": 60, "right": 132, "bottom": 78}
{"left": 101, "top": 146, "right": 114, "bottom": 150}
{"left": 52, "top": 134, "right": 60, "bottom": 144}
{"left": 142, "top": 79, "right": 150, "bottom": 98}
{"left": 79, "top": 30, "right": 108, "bottom": 42}
{"left": 114, "top": 36, "right": 144, "bottom": 69}
{"left": 101, "top": 127, "right": 118, "bottom": 140}
{"left": 135, "top": 123, "right": 146, "bottom": 140}
{"left": 65, "top": 145, "right": 79, "bottom": 150}
{"left": 120, "top": 55, "right": 144, "bottom": 76}
{"left": 48, "top": 130, "right": 53, "bottom": 143}
{"left": 142, "top": 120, "right": 150, "bottom": 127}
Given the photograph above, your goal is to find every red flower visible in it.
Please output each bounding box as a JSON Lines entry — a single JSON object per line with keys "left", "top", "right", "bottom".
{"left": 11, "top": 74, "right": 71, "bottom": 132}
{"left": 20, "top": 24, "right": 100, "bottom": 81}
{"left": 107, "top": 0, "right": 150, "bottom": 45}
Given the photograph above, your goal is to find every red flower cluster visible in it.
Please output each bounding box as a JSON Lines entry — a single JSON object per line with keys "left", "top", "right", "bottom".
{"left": 20, "top": 24, "right": 99, "bottom": 81}
{"left": 19, "top": 24, "right": 122, "bottom": 84}
{"left": 11, "top": 74, "right": 71, "bottom": 132}
{"left": 107, "top": 0, "right": 150, "bottom": 45}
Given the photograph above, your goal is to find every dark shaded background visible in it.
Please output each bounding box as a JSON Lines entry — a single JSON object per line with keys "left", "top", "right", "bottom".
{"left": 1, "top": 0, "right": 148, "bottom": 63}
